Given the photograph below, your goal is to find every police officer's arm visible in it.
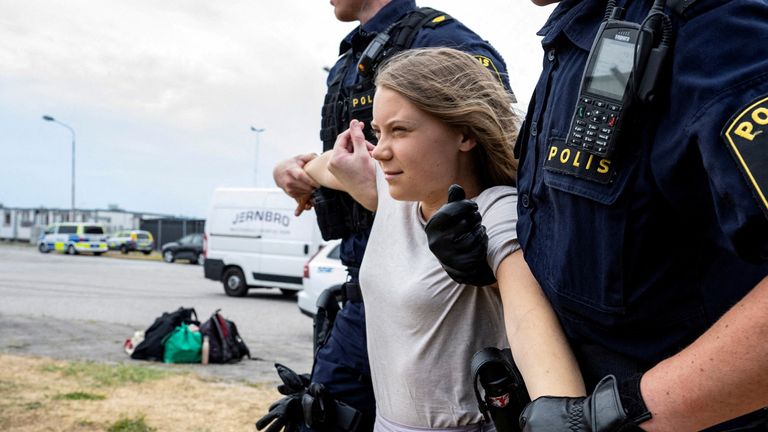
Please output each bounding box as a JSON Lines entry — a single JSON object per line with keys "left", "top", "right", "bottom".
{"left": 496, "top": 250, "right": 586, "bottom": 399}
{"left": 303, "top": 121, "right": 378, "bottom": 211}
{"left": 273, "top": 153, "right": 320, "bottom": 199}
{"left": 637, "top": 276, "right": 768, "bottom": 432}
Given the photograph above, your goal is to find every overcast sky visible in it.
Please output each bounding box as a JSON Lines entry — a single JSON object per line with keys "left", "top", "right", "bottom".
{"left": 0, "top": 0, "right": 555, "bottom": 218}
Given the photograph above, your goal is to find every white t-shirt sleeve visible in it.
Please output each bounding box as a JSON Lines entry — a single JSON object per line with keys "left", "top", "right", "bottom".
{"left": 477, "top": 186, "right": 521, "bottom": 274}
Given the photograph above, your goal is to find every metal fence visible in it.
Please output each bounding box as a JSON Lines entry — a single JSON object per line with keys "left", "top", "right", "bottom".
{"left": 140, "top": 218, "right": 205, "bottom": 250}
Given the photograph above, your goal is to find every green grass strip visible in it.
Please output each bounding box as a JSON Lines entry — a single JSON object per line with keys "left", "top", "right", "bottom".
{"left": 107, "top": 415, "right": 156, "bottom": 432}
{"left": 40, "top": 361, "right": 177, "bottom": 387}
{"left": 54, "top": 391, "right": 106, "bottom": 401}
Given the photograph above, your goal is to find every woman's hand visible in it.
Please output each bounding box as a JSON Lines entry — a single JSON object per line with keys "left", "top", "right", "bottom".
{"left": 328, "top": 120, "right": 378, "bottom": 211}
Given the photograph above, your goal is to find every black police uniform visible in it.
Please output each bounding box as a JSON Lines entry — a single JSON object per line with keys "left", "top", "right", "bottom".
{"left": 310, "top": 0, "right": 510, "bottom": 430}
{"left": 515, "top": 0, "right": 768, "bottom": 429}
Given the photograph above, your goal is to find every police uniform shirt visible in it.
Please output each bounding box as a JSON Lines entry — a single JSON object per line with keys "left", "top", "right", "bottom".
{"left": 515, "top": 0, "right": 768, "bottom": 394}
{"left": 325, "top": 0, "right": 510, "bottom": 270}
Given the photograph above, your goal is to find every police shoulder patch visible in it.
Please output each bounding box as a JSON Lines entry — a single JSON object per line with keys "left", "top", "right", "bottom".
{"left": 422, "top": 13, "right": 453, "bottom": 29}
{"left": 472, "top": 54, "right": 510, "bottom": 96}
{"left": 722, "top": 94, "right": 768, "bottom": 218}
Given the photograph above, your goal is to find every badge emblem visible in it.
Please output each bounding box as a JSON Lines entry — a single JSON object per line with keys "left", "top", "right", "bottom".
{"left": 722, "top": 95, "right": 768, "bottom": 217}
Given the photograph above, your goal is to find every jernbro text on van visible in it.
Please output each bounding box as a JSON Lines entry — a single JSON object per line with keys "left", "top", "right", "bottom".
{"left": 231, "top": 210, "right": 291, "bottom": 227}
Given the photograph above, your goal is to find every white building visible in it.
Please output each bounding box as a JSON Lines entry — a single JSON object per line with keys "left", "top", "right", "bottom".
{"left": 0, "top": 205, "right": 171, "bottom": 243}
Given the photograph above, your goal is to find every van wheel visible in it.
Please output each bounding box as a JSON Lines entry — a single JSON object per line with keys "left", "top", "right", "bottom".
{"left": 120, "top": 245, "right": 129, "bottom": 254}
{"left": 163, "top": 250, "right": 175, "bottom": 263}
{"left": 38, "top": 243, "right": 50, "bottom": 253}
{"left": 66, "top": 245, "right": 77, "bottom": 255}
{"left": 223, "top": 268, "right": 248, "bottom": 297}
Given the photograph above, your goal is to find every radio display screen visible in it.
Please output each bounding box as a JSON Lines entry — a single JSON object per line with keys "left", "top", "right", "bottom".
{"left": 585, "top": 36, "right": 635, "bottom": 100}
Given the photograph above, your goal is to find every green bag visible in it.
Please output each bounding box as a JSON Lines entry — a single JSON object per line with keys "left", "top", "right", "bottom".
{"left": 162, "top": 324, "right": 202, "bottom": 363}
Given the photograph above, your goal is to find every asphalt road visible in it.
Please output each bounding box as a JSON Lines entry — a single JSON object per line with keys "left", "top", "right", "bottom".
{"left": 0, "top": 243, "right": 314, "bottom": 384}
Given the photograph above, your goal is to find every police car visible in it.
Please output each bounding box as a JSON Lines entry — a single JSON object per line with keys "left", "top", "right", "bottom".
{"left": 37, "top": 222, "right": 109, "bottom": 255}
{"left": 297, "top": 240, "right": 347, "bottom": 317}
{"left": 107, "top": 229, "right": 154, "bottom": 255}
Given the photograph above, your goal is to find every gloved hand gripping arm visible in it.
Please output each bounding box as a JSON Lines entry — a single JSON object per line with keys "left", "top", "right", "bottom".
{"left": 520, "top": 375, "right": 651, "bottom": 432}
{"left": 424, "top": 184, "right": 497, "bottom": 286}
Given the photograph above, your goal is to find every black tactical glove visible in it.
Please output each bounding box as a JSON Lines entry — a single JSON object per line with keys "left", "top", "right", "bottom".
{"left": 519, "top": 375, "right": 650, "bottom": 432}
{"left": 275, "top": 363, "right": 311, "bottom": 395}
{"left": 256, "top": 364, "right": 310, "bottom": 432}
{"left": 425, "top": 184, "right": 496, "bottom": 286}
{"left": 256, "top": 393, "right": 304, "bottom": 432}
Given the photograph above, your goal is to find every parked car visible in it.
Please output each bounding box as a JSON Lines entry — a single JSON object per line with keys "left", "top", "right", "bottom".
{"left": 37, "top": 222, "right": 108, "bottom": 255}
{"left": 107, "top": 230, "right": 154, "bottom": 254}
{"left": 297, "top": 240, "right": 347, "bottom": 317}
{"left": 161, "top": 233, "right": 204, "bottom": 265}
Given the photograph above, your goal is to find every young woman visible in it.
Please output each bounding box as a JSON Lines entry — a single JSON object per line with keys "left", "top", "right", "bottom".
{"left": 302, "top": 47, "right": 585, "bottom": 431}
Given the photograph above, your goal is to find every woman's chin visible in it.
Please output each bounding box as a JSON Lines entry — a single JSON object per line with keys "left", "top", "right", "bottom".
{"left": 387, "top": 186, "right": 415, "bottom": 202}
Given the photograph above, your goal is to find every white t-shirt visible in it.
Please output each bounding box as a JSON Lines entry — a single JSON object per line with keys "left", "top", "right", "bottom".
{"left": 360, "top": 165, "right": 520, "bottom": 428}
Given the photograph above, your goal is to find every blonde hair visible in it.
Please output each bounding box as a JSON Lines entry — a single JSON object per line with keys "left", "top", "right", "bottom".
{"left": 374, "top": 47, "right": 519, "bottom": 187}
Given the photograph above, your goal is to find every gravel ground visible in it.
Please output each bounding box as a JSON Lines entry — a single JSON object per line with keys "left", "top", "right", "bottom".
{"left": 0, "top": 313, "right": 287, "bottom": 384}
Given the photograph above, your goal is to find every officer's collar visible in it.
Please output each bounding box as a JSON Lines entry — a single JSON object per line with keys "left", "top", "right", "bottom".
{"left": 338, "top": 0, "right": 417, "bottom": 55}
{"left": 537, "top": 0, "right": 609, "bottom": 51}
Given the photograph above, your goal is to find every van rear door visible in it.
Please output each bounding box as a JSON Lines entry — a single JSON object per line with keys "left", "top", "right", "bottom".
{"left": 257, "top": 191, "right": 318, "bottom": 291}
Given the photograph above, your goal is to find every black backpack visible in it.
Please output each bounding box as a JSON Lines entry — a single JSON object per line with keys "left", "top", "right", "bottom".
{"left": 200, "top": 309, "right": 250, "bottom": 363}
{"left": 131, "top": 307, "right": 198, "bottom": 361}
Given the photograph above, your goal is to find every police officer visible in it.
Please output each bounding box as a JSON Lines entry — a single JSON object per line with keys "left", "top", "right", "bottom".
{"left": 426, "top": 0, "right": 768, "bottom": 430}
{"left": 267, "top": 1, "right": 511, "bottom": 431}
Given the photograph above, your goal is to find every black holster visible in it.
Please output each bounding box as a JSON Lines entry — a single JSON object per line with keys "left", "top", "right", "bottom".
{"left": 313, "top": 285, "right": 343, "bottom": 355}
{"left": 471, "top": 347, "right": 530, "bottom": 432}
{"left": 302, "top": 383, "right": 362, "bottom": 432}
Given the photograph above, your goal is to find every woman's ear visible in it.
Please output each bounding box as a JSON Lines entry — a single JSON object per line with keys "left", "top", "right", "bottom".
{"left": 458, "top": 130, "right": 477, "bottom": 152}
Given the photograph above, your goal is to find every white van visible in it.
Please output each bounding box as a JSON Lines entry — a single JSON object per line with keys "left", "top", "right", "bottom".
{"left": 203, "top": 187, "right": 322, "bottom": 297}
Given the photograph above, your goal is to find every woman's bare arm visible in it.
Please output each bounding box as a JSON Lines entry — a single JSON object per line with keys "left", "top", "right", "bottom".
{"left": 304, "top": 151, "right": 345, "bottom": 191}
{"left": 497, "top": 250, "right": 586, "bottom": 399}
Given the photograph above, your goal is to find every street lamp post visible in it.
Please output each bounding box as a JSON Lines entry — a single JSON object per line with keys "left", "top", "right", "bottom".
{"left": 42, "top": 115, "right": 76, "bottom": 219}
{"left": 250, "top": 126, "right": 265, "bottom": 186}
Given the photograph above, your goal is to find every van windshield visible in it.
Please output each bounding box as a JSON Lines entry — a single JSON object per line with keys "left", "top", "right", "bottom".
{"left": 84, "top": 226, "right": 105, "bottom": 234}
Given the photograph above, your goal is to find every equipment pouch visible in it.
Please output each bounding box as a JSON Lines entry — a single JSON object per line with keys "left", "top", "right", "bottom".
{"left": 313, "top": 187, "right": 350, "bottom": 241}
{"left": 349, "top": 201, "right": 375, "bottom": 234}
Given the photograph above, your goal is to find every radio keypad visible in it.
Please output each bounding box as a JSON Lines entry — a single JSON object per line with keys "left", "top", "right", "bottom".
{"left": 568, "top": 96, "right": 620, "bottom": 155}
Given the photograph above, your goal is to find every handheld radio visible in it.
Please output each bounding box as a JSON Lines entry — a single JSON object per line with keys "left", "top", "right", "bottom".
{"left": 565, "top": 2, "right": 671, "bottom": 159}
